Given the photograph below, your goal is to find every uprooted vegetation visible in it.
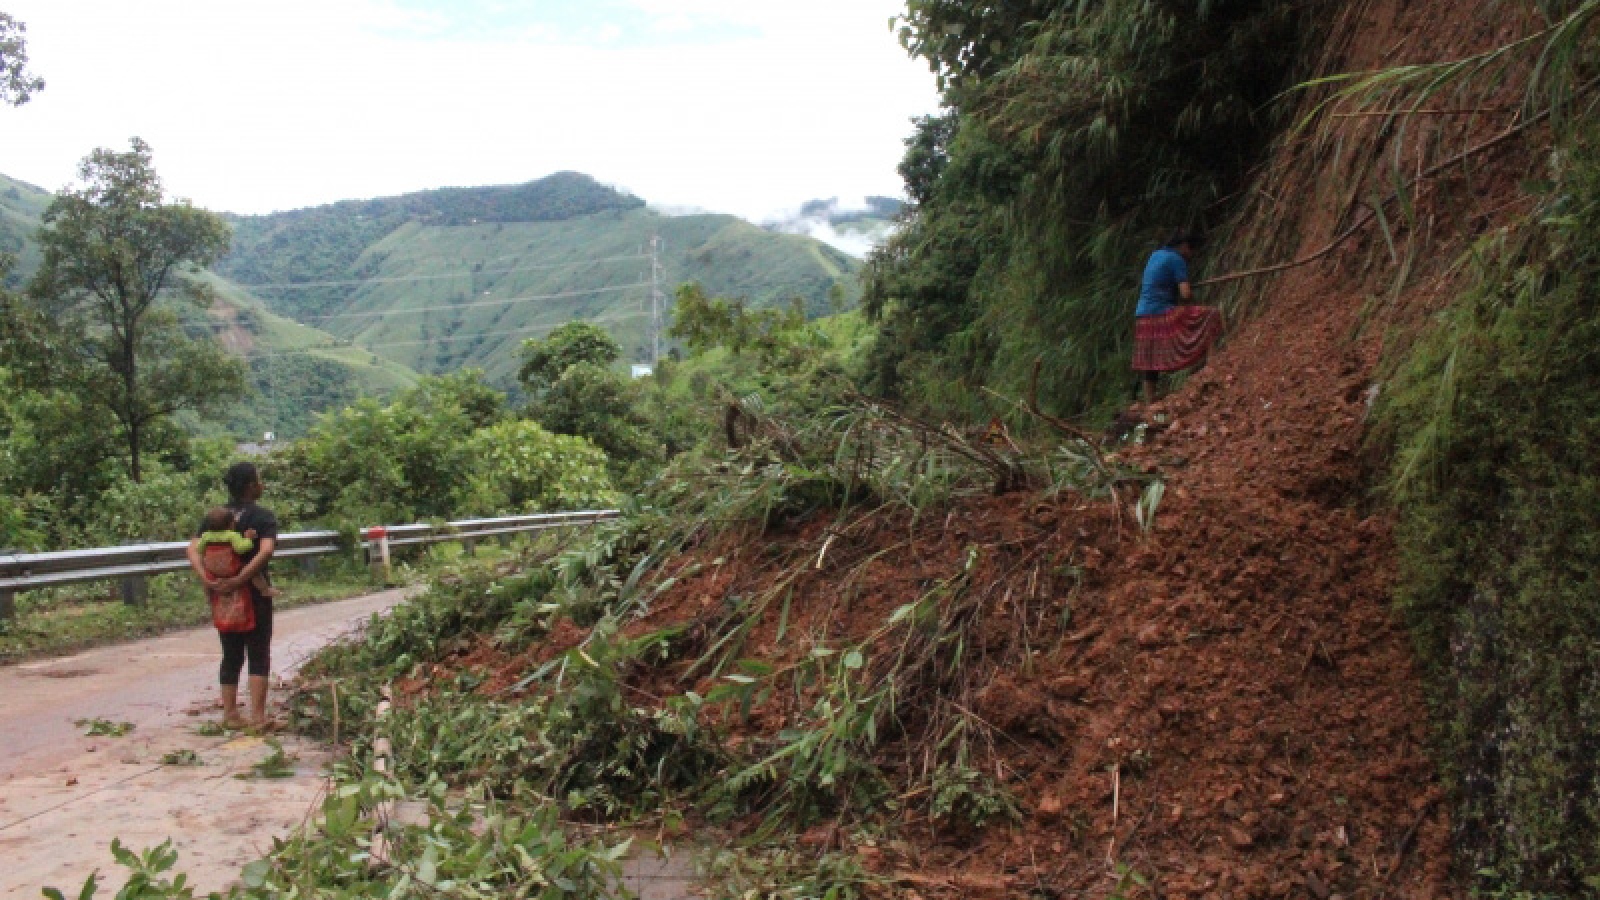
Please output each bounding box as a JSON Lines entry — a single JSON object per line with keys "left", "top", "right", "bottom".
{"left": 263, "top": 399, "right": 1156, "bottom": 897}
{"left": 200, "top": 374, "right": 1445, "bottom": 900}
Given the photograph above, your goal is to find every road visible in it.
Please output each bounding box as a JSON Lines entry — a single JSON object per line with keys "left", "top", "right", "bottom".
{"left": 0, "top": 590, "right": 408, "bottom": 897}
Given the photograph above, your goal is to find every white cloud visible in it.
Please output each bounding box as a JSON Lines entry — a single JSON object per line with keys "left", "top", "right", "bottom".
{"left": 764, "top": 196, "right": 900, "bottom": 258}
{"left": 0, "top": 0, "right": 938, "bottom": 221}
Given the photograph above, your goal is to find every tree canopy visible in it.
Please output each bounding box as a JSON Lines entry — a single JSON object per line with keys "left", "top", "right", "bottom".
{"left": 25, "top": 138, "right": 243, "bottom": 481}
{"left": 0, "top": 12, "right": 44, "bottom": 107}
{"left": 517, "top": 322, "right": 620, "bottom": 396}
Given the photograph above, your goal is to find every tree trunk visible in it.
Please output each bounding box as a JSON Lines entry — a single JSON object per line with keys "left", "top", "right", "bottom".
{"left": 125, "top": 324, "right": 140, "bottom": 483}
{"left": 128, "top": 419, "right": 141, "bottom": 483}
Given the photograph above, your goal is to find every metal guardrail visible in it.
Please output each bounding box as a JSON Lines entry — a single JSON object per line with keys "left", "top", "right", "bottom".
{"left": 0, "top": 510, "right": 620, "bottom": 619}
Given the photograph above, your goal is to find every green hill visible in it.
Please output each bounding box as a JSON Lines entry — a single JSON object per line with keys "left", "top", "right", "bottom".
{"left": 4, "top": 168, "right": 860, "bottom": 432}
{"left": 191, "top": 273, "right": 421, "bottom": 438}
{"left": 0, "top": 176, "right": 423, "bottom": 438}
{"left": 0, "top": 173, "right": 52, "bottom": 286}
{"left": 216, "top": 172, "right": 863, "bottom": 387}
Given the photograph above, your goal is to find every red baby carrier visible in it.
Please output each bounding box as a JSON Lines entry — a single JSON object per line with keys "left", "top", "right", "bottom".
{"left": 203, "top": 513, "right": 255, "bottom": 633}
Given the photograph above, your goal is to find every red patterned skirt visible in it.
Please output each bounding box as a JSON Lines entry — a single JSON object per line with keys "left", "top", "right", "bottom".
{"left": 1132, "top": 306, "right": 1224, "bottom": 372}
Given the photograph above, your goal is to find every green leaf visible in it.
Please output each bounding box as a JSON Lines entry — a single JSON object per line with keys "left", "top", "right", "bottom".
{"left": 240, "top": 860, "right": 271, "bottom": 889}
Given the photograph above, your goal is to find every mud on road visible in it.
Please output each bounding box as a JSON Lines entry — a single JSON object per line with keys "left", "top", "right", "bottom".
{"left": 0, "top": 589, "right": 408, "bottom": 898}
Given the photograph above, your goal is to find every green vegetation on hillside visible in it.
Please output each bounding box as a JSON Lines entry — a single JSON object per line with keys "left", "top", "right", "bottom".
{"left": 191, "top": 272, "right": 421, "bottom": 439}
{"left": 213, "top": 172, "right": 646, "bottom": 320}
{"left": 1366, "top": 12, "right": 1600, "bottom": 891}
{"left": 863, "top": 1, "right": 1313, "bottom": 422}
{"left": 2, "top": 165, "right": 862, "bottom": 435}
{"left": 225, "top": 199, "right": 860, "bottom": 387}
{"left": 1380, "top": 141, "right": 1600, "bottom": 894}
{"left": 0, "top": 172, "right": 50, "bottom": 285}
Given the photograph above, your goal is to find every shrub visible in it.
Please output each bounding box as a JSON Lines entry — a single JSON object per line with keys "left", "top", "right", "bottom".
{"left": 461, "top": 420, "right": 615, "bottom": 515}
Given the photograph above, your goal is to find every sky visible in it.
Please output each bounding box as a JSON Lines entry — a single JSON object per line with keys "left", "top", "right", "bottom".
{"left": 0, "top": 1, "right": 941, "bottom": 222}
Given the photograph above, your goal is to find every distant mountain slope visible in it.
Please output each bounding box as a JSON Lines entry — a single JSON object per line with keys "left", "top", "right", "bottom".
{"left": 0, "top": 173, "right": 52, "bottom": 285}
{"left": 217, "top": 173, "right": 862, "bottom": 386}
{"left": 0, "top": 173, "right": 422, "bottom": 439}
{"left": 193, "top": 273, "right": 421, "bottom": 438}
{"left": 215, "top": 172, "right": 647, "bottom": 319}
{"left": 4, "top": 168, "right": 860, "bottom": 429}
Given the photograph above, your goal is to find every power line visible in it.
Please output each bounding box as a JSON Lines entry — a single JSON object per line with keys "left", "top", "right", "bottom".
{"left": 239, "top": 310, "right": 652, "bottom": 359}
{"left": 153, "top": 283, "right": 650, "bottom": 333}
{"left": 231, "top": 254, "right": 649, "bottom": 290}
{"left": 301, "top": 283, "right": 649, "bottom": 321}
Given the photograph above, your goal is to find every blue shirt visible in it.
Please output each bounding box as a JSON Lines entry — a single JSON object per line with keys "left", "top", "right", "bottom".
{"left": 1135, "top": 247, "right": 1190, "bottom": 317}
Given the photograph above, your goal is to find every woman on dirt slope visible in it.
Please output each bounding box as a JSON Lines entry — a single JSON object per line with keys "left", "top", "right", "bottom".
{"left": 1133, "top": 229, "right": 1224, "bottom": 407}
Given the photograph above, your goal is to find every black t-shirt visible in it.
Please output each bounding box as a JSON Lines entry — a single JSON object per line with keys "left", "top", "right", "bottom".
{"left": 196, "top": 503, "right": 279, "bottom": 598}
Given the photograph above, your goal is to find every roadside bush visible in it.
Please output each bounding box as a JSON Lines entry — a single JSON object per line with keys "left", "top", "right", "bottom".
{"left": 461, "top": 420, "right": 615, "bottom": 515}
{"left": 273, "top": 372, "right": 617, "bottom": 530}
{"left": 79, "top": 468, "right": 217, "bottom": 543}
{"left": 270, "top": 394, "right": 474, "bottom": 526}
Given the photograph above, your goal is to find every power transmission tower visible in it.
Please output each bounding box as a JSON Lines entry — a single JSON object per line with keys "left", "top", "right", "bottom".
{"left": 648, "top": 235, "right": 665, "bottom": 365}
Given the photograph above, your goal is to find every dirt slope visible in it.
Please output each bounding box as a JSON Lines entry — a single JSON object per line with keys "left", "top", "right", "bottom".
{"left": 966, "top": 1, "right": 1541, "bottom": 893}
{"left": 965, "top": 0, "right": 1539, "bottom": 894}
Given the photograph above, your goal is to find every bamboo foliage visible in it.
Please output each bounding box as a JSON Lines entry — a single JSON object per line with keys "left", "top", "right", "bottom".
{"left": 865, "top": 0, "right": 1318, "bottom": 421}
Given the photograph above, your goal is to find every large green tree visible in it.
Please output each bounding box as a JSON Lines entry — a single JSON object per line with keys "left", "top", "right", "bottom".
{"left": 27, "top": 138, "right": 243, "bottom": 481}
{"left": 518, "top": 322, "right": 658, "bottom": 478}
{"left": 517, "top": 322, "right": 620, "bottom": 396}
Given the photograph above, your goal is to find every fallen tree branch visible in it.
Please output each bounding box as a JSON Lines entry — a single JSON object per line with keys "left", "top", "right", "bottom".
{"left": 1197, "top": 106, "right": 1552, "bottom": 289}
{"left": 1330, "top": 106, "right": 1514, "bottom": 118}
{"left": 1383, "top": 794, "right": 1442, "bottom": 885}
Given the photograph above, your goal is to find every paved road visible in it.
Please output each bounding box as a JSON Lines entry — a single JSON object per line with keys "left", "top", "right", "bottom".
{"left": 0, "top": 590, "right": 408, "bottom": 897}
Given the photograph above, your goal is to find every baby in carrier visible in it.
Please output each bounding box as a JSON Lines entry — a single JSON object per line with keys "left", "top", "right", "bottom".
{"left": 198, "top": 506, "right": 280, "bottom": 600}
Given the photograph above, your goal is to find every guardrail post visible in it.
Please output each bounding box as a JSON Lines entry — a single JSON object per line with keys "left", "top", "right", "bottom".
{"left": 0, "top": 590, "right": 14, "bottom": 621}
{"left": 298, "top": 556, "right": 320, "bottom": 576}
{"left": 497, "top": 533, "right": 512, "bottom": 549}
{"left": 120, "top": 576, "right": 148, "bottom": 607}
{"left": 462, "top": 537, "right": 477, "bottom": 557}
{"left": 367, "top": 527, "right": 392, "bottom": 584}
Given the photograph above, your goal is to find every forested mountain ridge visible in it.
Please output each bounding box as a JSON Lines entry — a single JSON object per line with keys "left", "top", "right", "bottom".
{"left": 268, "top": 206, "right": 859, "bottom": 386}
{"left": 213, "top": 171, "right": 647, "bottom": 306}
{"left": 214, "top": 172, "right": 862, "bottom": 385}
{"left": 2, "top": 168, "right": 861, "bottom": 429}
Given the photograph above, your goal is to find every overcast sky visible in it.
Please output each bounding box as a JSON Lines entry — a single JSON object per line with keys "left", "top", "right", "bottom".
{"left": 0, "top": 1, "right": 940, "bottom": 221}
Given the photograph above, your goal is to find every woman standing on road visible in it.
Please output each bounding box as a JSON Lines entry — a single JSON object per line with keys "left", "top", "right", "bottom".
{"left": 186, "top": 462, "right": 278, "bottom": 729}
{"left": 1133, "top": 229, "right": 1225, "bottom": 407}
